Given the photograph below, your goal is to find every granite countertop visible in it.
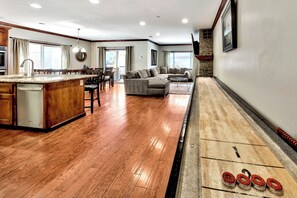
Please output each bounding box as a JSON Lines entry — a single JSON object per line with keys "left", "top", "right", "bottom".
{"left": 0, "top": 74, "right": 96, "bottom": 84}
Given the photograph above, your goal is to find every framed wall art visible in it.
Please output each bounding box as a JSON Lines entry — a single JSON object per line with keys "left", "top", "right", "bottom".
{"left": 222, "top": 0, "right": 237, "bottom": 52}
{"left": 151, "top": 49, "right": 157, "bottom": 65}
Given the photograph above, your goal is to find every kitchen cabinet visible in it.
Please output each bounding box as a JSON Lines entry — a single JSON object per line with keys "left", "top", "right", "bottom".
{"left": 0, "top": 83, "right": 15, "bottom": 125}
{"left": 0, "top": 74, "right": 92, "bottom": 130}
{"left": 0, "top": 27, "right": 9, "bottom": 46}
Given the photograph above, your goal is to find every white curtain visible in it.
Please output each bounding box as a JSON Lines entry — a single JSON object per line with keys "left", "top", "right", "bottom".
{"left": 125, "top": 46, "right": 133, "bottom": 72}
{"left": 61, "top": 45, "right": 70, "bottom": 69}
{"left": 12, "top": 38, "right": 29, "bottom": 74}
{"left": 98, "top": 47, "right": 106, "bottom": 68}
{"left": 163, "top": 51, "right": 170, "bottom": 67}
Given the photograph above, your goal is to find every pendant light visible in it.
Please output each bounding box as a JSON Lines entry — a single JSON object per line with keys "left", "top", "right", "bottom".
{"left": 73, "top": 28, "right": 86, "bottom": 53}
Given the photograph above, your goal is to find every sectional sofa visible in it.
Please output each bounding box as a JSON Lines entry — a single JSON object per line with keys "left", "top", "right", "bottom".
{"left": 123, "top": 66, "right": 193, "bottom": 96}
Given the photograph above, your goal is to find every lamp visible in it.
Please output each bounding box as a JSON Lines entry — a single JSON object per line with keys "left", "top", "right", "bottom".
{"left": 73, "top": 28, "right": 86, "bottom": 53}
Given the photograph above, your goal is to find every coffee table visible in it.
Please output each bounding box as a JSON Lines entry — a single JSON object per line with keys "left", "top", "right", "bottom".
{"left": 170, "top": 77, "right": 188, "bottom": 87}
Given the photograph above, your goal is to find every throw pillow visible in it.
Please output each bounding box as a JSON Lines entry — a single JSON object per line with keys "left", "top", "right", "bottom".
{"left": 146, "top": 69, "right": 152, "bottom": 77}
{"left": 126, "top": 71, "right": 137, "bottom": 79}
{"left": 156, "top": 67, "right": 160, "bottom": 73}
{"left": 160, "top": 66, "right": 168, "bottom": 74}
{"left": 137, "top": 71, "right": 143, "bottom": 78}
{"left": 180, "top": 68, "right": 187, "bottom": 74}
{"left": 150, "top": 68, "right": 159, "bottom": 77}
{"left": 140, "top": 69, "right": 149, "bottom": 78}
{"left": 169, "top": 68, "right": 178, "bottom": 74}
{"left": 175, "top": 68, "right": 181, "bottom": 74}
{"left": 168, "top": 68, "right": 175, "bottom": 74}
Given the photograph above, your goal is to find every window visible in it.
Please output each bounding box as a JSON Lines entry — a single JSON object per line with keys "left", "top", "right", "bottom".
{"left": 29, "top": 43, "right": 62, "bottom": 69}
{"left": 169, "top": 52, "right": 192, "bottom": 69}
{"left": 105, "top": 49, "right": 126, "bottom": 81}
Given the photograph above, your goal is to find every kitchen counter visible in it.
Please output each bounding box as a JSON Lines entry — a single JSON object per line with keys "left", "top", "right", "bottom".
{"left": 0, "top": 74, "right": 95, "bottom": 130}
{"left": 0, "top": 74, "right": 96, "bottom": 83}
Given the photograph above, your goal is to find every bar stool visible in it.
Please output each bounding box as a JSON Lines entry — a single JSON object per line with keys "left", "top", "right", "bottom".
{"left": 85, "top": 84, "right": 100, "bottom": 113}
{"left": 84, "top": 69, "right": 103, "bottom": 113}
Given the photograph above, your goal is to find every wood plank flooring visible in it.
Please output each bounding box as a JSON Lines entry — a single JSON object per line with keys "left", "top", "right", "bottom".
{"left": 0, "top": 84, "right": 190, "bottom": 198}
{"left": 198, "top": 78, "right": 297, "bottom": 197}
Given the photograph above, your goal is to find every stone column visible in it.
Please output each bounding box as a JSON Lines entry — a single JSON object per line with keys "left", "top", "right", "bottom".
{"left": 198, "top": 29, "right": 213, "bottom": 77}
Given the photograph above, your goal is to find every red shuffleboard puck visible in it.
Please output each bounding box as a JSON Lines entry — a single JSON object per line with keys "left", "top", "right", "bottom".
{"left": 222, "top": 172, "right": 236, "bottom": 188}
{"left": 250, "top": 174, "right": 266, "bottom": 192}
{"left": 237, "top": 173, "right": 251, "bottom": 190}
{"left": 267, "top": 178, "right": 284, "bottom": 196}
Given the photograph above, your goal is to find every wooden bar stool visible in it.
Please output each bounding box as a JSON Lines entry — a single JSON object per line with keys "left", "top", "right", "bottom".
{"left": 85, "top": 84, "right": 100, "bottom": 113}
{"left": 84, "top": 69, "right": 103, "bottom": 113}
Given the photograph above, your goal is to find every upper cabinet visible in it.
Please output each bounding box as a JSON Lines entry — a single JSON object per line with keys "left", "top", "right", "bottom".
{"left": 0, "top": 26, "right": 10, "bottom": 46}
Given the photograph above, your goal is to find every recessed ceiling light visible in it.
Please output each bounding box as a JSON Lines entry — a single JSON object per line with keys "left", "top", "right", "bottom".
{"left": 39, "top": 22, "right": 45, "bottom": 25}
{"left": 182, "top": 18, "right": 189, "bottom": 24}
{"left": 30, "top": 3, "right": 42, "bottom": 9}
{"left": 139, "top": 21, "right": 146, "bottom": 26}
{"left": 89, "top": 0, "right": 100, "bottom": 4}
{"left": 156, "top": 33, "right": 160, "bottom": 36}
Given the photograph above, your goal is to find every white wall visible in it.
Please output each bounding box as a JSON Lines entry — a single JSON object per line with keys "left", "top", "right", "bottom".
{"left": 92, "top": 41, "right": 149, "bottom": 71}
{"left": 213, "top": 0, "right": 297, "bottom": 139}
{"left": 7, "top": 28, "right": 92, "bottom": 74}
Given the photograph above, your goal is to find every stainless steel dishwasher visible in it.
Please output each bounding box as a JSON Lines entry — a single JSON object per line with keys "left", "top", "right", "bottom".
{"left": 17, "top": 84, "right": 44, "bottom": 128}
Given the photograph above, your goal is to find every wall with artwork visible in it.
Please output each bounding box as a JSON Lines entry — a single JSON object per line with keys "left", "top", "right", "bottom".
{"left": 147, "top": 41, "right": 159, "bottom": 68}
{"left": 213, "top": 0, "right": 297, "bottom": 139}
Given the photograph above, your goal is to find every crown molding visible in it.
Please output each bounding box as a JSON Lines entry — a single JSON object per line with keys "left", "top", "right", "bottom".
{"left": 148, "top": 39, "right": 159, "bottom": 46}
{"left": 94, "top": 39, "right": 148, "bottom": 43}
{"left": 1, "top": 21, "right": 191, "bottom": 46}
{"left": 212, "top": 0, "right": 228, "bottom": 30}
{"left": 159, "top": 43, "right": 191, "bottom": 46}
{"left": 0, "top": 21, "right": 92, "bottom": 42}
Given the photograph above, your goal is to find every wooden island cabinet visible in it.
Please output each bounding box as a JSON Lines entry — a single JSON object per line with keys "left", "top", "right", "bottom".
{"left": 0, "top": 74, "right": 94, "bottom": 130}
{"left": 44, "top": 79, "right": 85, "bottom": 128}
{"left": 0, "top": 83, "right": 16, "bottom": 125}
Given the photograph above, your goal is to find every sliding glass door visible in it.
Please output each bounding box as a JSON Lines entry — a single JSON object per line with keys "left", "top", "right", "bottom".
{"left": 105, "top": 50, "right": 126, "bottom": 82}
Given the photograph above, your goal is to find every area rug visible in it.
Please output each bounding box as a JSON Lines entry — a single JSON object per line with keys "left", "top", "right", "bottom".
{"left": 169, "top": 82, "right": 193, "bottom": 95}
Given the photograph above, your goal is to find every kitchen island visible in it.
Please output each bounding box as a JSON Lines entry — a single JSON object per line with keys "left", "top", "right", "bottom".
{"left": 0, "top": 74, "right": 93, "bottom": 130}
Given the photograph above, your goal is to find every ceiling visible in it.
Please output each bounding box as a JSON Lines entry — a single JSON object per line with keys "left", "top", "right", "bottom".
{"left": 0, "top": 0, "right": 222, "bottom": 44}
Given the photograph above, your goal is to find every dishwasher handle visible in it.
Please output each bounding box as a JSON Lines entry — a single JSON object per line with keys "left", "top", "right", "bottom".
{"left": 17, "top": 87, "right": 43, "bottom": 91}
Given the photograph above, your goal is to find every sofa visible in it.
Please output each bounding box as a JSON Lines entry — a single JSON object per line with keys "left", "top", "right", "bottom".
{"left": 123, "top": 66, "right": 193, "bottom": 96}
{"left": 158, "top": 66, "right": 193, "bottom": 81}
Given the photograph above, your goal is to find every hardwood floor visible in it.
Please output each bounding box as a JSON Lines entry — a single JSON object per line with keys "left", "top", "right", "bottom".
{"left": 0, "top": 84, "right": 190, "bottom": 198}
{"left": 198, "top": 78, "right": 297, "bottom": 197}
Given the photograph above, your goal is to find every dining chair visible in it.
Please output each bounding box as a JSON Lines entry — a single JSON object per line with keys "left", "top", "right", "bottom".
{"left": 102, "top": 67, "right": 114, "bottom": 88}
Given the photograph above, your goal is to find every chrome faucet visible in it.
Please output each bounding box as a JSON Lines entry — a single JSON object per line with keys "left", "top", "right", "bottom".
{"left": 20, "top": 59, "right": 34, "bottom": 77}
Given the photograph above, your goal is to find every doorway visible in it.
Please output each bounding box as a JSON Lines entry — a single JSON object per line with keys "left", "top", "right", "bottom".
{"left": 105, "top": 49, "right": 126, "bottom": 83}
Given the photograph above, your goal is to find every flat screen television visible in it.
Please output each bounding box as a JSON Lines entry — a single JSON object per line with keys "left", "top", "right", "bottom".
{"left": 191, "top": 33, "right": 199, "bottom": 55}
